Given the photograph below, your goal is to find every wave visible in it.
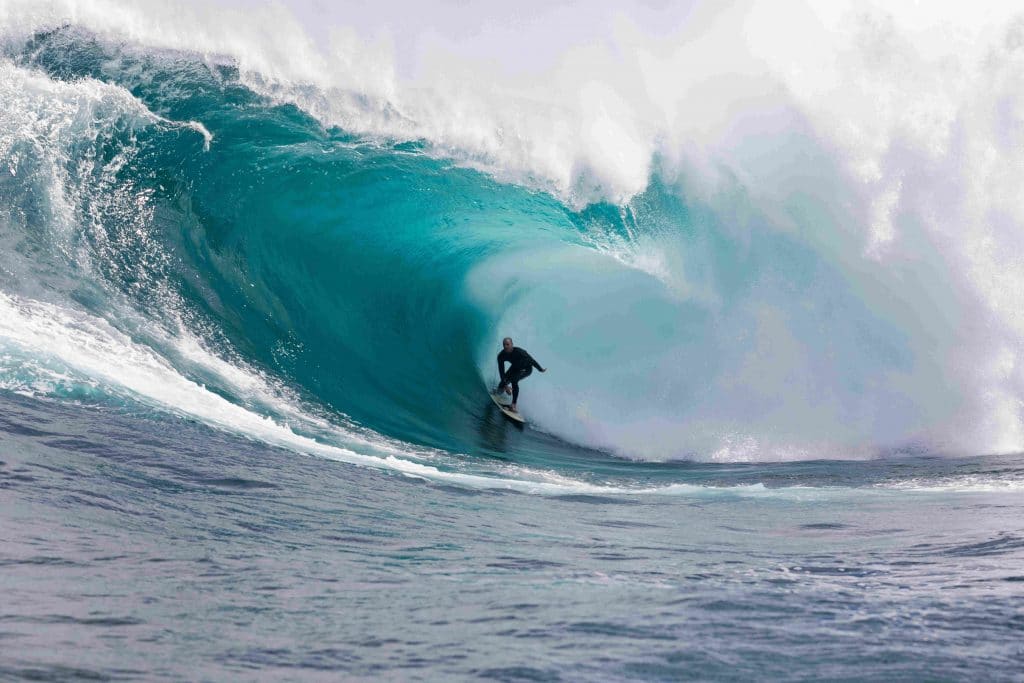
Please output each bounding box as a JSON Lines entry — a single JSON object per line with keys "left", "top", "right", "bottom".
{"left": 0, "top": 2, "right": 1021, "bottom": 470}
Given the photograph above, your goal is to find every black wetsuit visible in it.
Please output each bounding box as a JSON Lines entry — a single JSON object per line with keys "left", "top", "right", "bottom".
{"left": 497, "top": 347, "right": 544, "bottom": 404}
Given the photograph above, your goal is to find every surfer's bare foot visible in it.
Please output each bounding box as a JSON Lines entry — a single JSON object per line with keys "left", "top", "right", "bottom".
{"left": 510, "top": 403, "right": 517, "bottom": 412}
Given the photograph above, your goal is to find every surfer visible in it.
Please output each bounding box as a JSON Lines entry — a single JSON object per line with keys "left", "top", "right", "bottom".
{"left": 496, "top": 337, "right": 546, "bottom": 413}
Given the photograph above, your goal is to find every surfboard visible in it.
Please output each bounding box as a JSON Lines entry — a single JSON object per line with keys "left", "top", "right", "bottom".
{"left": 490, "top": 392, "right": 526, "bottom": 424}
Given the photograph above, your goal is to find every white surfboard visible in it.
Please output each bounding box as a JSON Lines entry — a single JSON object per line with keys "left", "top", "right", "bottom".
{"left": 490, "top": 392, "right": 526, "bottom": 424}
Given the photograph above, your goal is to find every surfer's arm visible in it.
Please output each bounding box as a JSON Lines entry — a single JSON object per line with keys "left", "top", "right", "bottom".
{"left": 527, "top": 352, "right": 545, "bottom": 372}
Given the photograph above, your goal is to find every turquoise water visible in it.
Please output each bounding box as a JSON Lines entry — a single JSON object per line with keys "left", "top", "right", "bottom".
{"left": 1, "top": 21, "right": 1023, "bottom": 681}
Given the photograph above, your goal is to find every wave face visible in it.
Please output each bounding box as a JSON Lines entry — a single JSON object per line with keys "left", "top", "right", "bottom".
{"left": 0, "top": 2, "right": 1023, "bottom": 468}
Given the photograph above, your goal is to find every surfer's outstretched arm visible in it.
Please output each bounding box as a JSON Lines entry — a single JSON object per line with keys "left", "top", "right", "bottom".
{"left": 526, "top": 351, "right": 546, "bottom": 372}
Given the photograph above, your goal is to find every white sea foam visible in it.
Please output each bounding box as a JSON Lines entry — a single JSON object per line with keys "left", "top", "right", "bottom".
{"left": 878, "top": 477, "right": 1024, "bottom": 494}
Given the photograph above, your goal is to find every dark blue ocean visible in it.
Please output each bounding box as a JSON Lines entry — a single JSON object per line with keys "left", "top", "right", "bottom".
{"left": 5, "top": 393, "right": 1024, "bottom": 680}
{"left": 2, "top": 8, "right": 1024, "bottom": 681}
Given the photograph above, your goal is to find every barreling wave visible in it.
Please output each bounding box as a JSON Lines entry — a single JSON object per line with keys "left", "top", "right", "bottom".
{"left": 0, "top": 2, "right": 1021, "bottom": 475}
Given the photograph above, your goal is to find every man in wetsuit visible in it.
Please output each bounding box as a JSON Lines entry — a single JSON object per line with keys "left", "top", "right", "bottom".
{"left": 496, "top": 337, "right": 546, "bottom": 413}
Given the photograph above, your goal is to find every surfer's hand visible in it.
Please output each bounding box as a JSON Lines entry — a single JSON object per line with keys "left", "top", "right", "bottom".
{"left": 540, "top": 368, "right": 547, "bottom": 372}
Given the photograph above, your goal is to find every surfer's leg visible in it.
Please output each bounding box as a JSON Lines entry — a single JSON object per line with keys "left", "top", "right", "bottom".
{"left": 510, "top": 367, "right": 532, "bottom": 406}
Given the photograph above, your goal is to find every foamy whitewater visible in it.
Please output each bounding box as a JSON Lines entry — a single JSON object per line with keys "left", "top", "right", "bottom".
{"left": 1, "top": 1, "right": 1023, "bottom": 679}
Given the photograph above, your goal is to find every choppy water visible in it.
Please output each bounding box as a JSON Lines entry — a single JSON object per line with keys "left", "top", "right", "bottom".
{"left": 2, "top": 2, "right": 1024, "bottom": 679}
{"left": 4, "top": 393, "right": 1024, "bottom": 680}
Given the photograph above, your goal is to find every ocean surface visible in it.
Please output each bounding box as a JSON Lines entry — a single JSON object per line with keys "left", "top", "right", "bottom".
{"left": 2, "top": 3, "right": 1024, "bottom": 680}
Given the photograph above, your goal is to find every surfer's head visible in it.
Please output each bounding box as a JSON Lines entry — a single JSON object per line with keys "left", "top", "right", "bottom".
{"left": 502, "top": 337, "right": 513, "bottom": 351}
